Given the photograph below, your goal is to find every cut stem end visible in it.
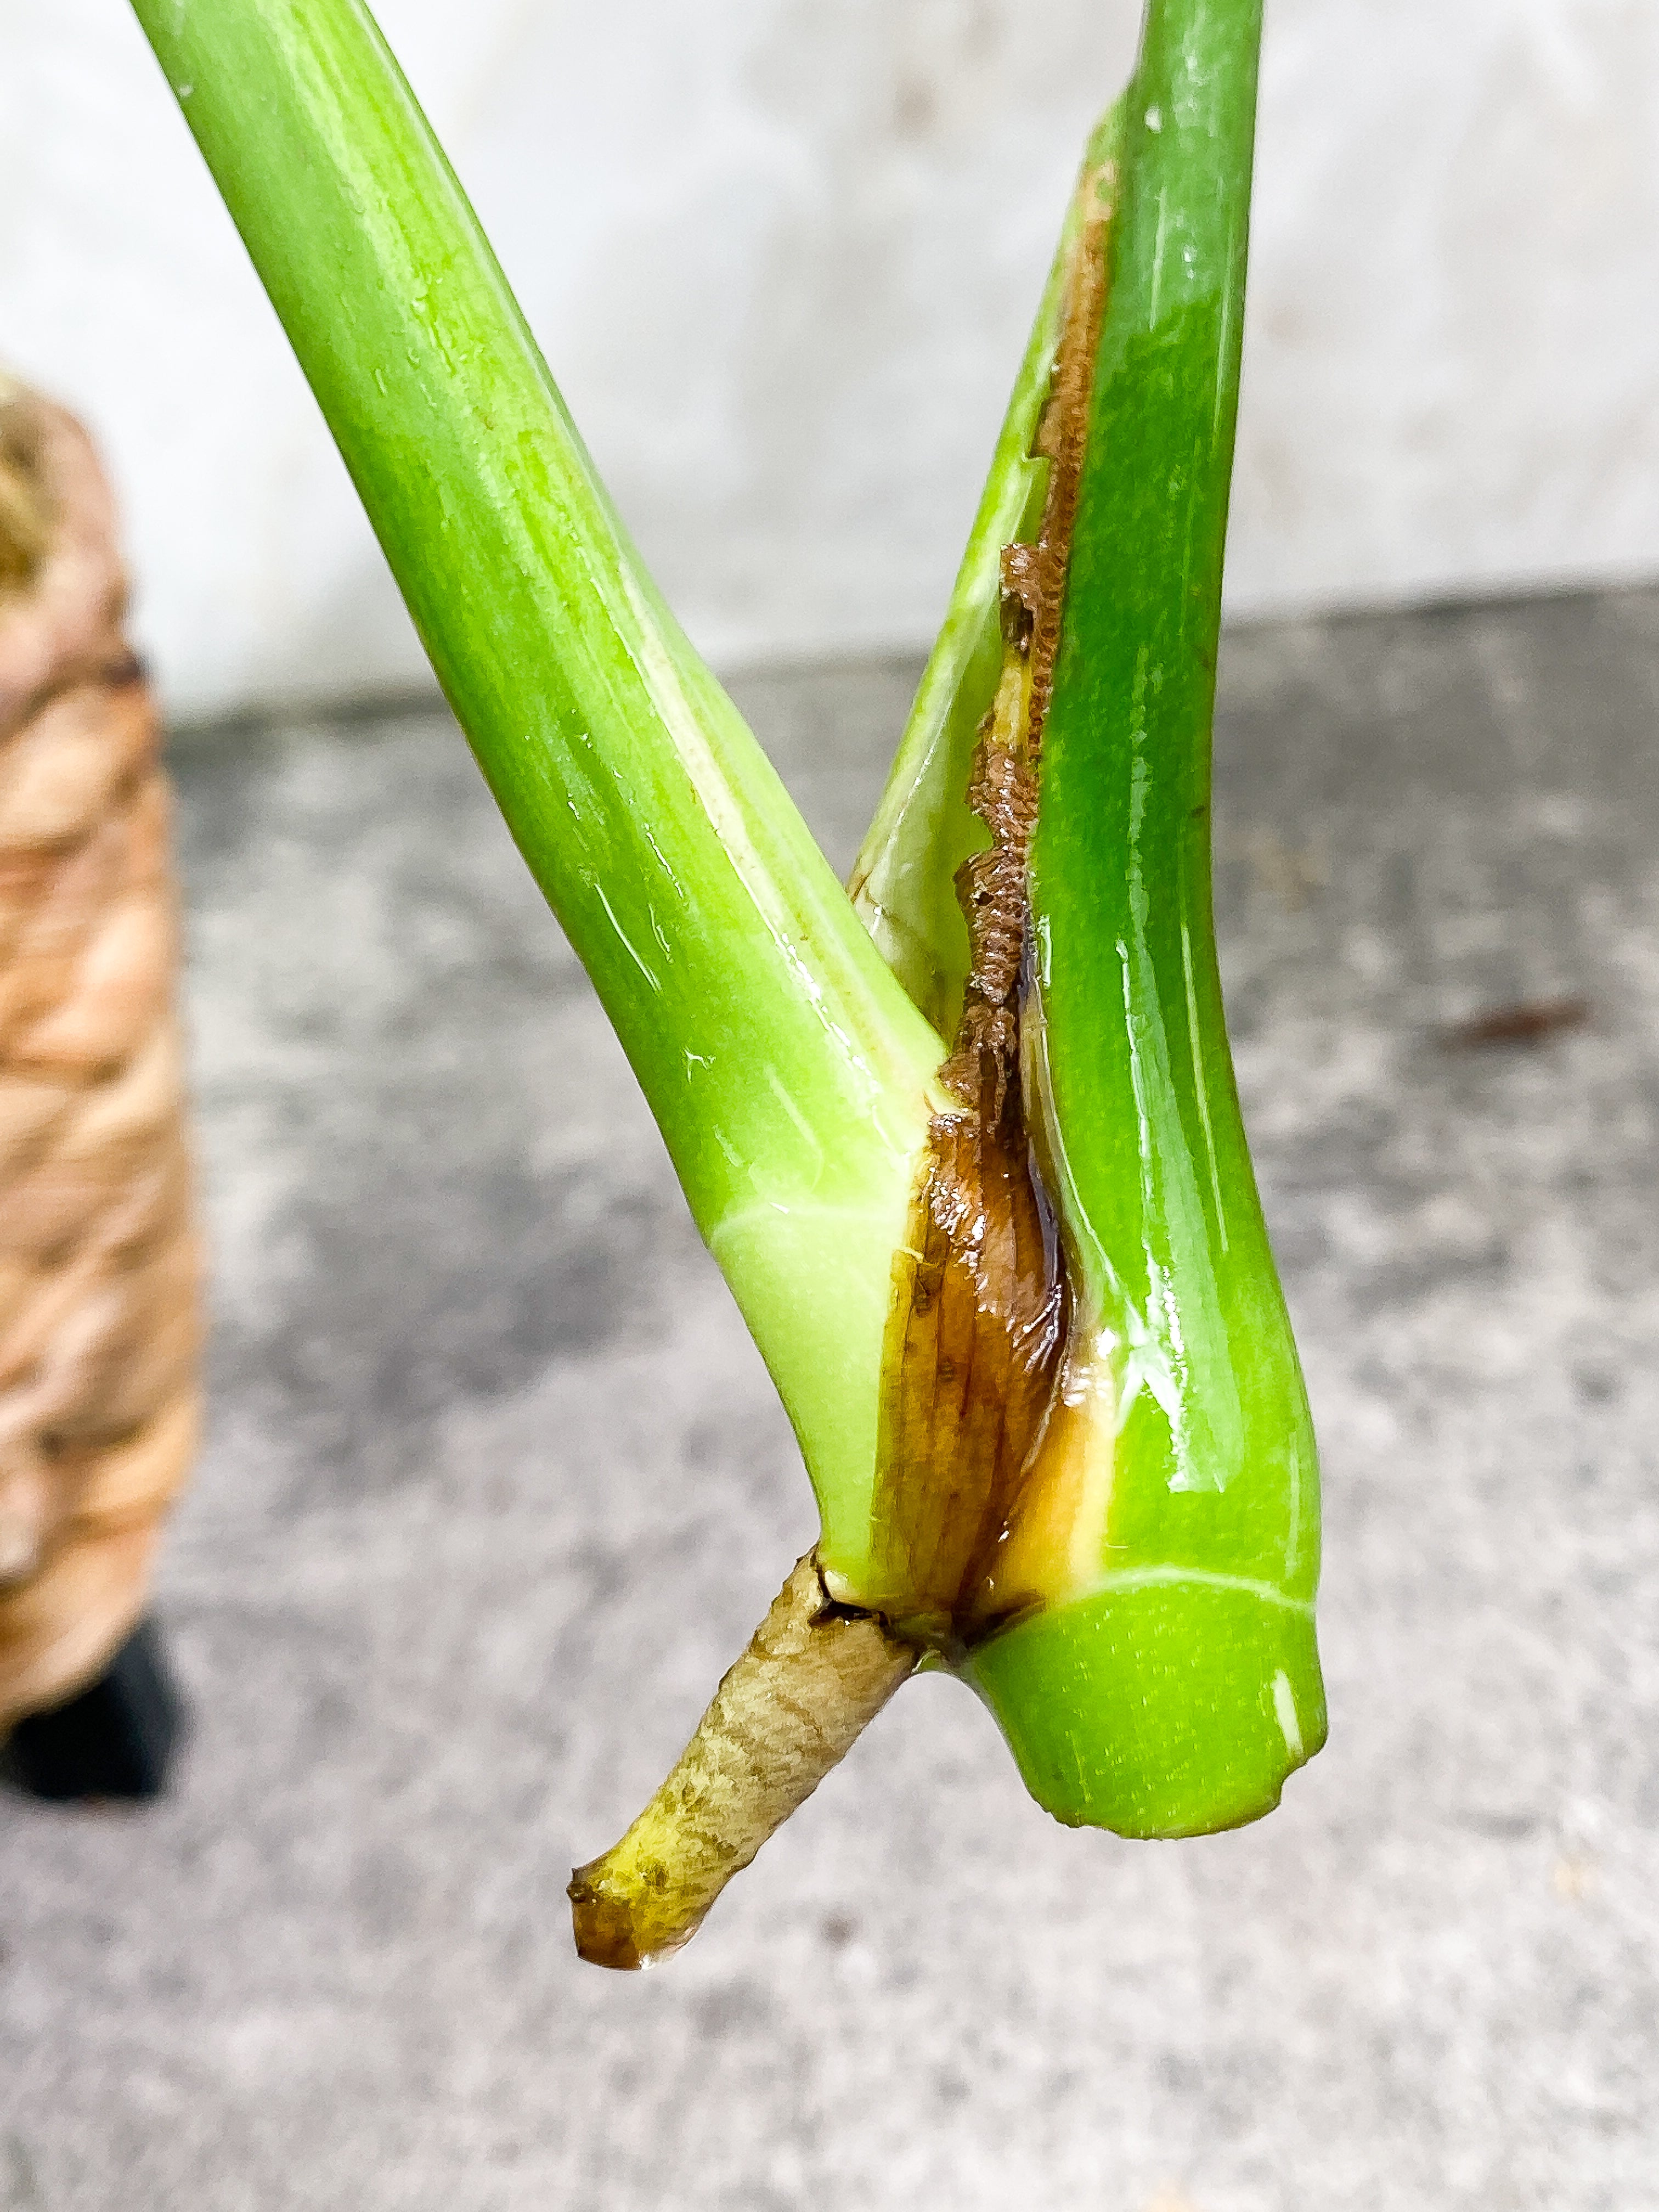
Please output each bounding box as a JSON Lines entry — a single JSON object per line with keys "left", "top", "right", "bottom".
{"left": 568, "top": 1553, "right": 916, "bottom": 1970}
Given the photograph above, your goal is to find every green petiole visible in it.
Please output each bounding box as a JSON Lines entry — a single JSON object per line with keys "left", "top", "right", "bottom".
{"left": 128, "top": 0, "right": 1323, "bottom": 1958}
{"left": 126, "top": 0, "right": 946, "bottom": 1559}
{"left": 981, "top": 0, "right": 1327, "bottom": 1835}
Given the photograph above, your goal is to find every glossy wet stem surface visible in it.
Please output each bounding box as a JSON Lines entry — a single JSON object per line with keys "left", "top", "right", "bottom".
{"left": 127, "top": 0, "right": 1323, "bottom": 1961}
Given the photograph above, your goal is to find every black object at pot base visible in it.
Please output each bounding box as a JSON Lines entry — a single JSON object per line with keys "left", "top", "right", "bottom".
{"left": 4, "top": 1618, "right": 185, "bottom": 1802}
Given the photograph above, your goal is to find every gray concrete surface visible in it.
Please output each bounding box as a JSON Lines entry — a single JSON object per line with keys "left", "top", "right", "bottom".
{"left": 4, "top": 589, "right": 1659, "bottom": 2209}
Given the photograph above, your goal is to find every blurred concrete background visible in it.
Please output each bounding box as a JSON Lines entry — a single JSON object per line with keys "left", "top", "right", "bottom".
{"left": 2, "top": 0, "right": 1657, "bottom": 715}
{"left": 2, "top": 585, "right": 1657, "bottom": 2208}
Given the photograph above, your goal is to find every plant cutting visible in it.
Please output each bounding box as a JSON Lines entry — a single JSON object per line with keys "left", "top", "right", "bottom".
{"left": 129, "top": 0, "right": 1323, "bottom": 1966}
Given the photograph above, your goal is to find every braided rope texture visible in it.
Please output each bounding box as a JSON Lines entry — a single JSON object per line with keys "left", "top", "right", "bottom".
{"left": 0, "top": 390, "right": 201, "bottom": 1727}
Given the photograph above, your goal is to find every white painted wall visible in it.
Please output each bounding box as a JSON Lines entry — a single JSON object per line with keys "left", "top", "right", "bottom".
{"left": 1, "top": 0, "right": 1655, "bottom": 719}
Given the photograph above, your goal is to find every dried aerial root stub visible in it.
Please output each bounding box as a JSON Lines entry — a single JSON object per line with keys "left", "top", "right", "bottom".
{"left": 569, "top": 1554, "right": 916, "bottom": 1970}
{"left": 0, "top": 380, "right": 202, "bottom": 1742}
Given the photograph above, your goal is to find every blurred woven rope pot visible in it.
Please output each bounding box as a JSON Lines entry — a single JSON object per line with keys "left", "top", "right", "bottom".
{"left": 0, "top": 375, "right": 200, "bottom": 1749}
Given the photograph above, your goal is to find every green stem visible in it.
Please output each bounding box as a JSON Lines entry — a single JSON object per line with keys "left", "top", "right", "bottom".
{"left": 127, "top": 0, "right": 945, "bottom": 1544}
{"left": 965, "top": 0, "right": 1325, "bottom": 1833}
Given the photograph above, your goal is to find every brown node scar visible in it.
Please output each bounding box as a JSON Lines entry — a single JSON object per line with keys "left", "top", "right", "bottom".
{"left": 941, "top": 736, "right": 1040, "bottom": 1121}
{"left": 871, "top": 708, "right": 1062, "bottom": 1648}
{"left": 871, "top": 156, "right": 1114, "bottom": 1649}
{"left": 866, "top": 1096, "right": 1067, "bottom": 1647}
{"left": 1022, "top": 191, "right": 1111, "bottom": 763}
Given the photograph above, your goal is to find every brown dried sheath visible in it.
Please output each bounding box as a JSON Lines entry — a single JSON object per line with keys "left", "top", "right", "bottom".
{"left": 864, "top": 166, "right": 1114, "bottom": 1650}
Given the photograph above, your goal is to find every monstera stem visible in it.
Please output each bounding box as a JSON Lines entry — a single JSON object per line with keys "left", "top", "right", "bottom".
{"left": 127, "top": 0, "right": 1324, "bottom": 1963}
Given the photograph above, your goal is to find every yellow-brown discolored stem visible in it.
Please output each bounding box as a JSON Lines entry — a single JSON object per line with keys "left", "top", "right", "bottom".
{"left": 569, "top": 1553, "right": 916, "bottom": 1969}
